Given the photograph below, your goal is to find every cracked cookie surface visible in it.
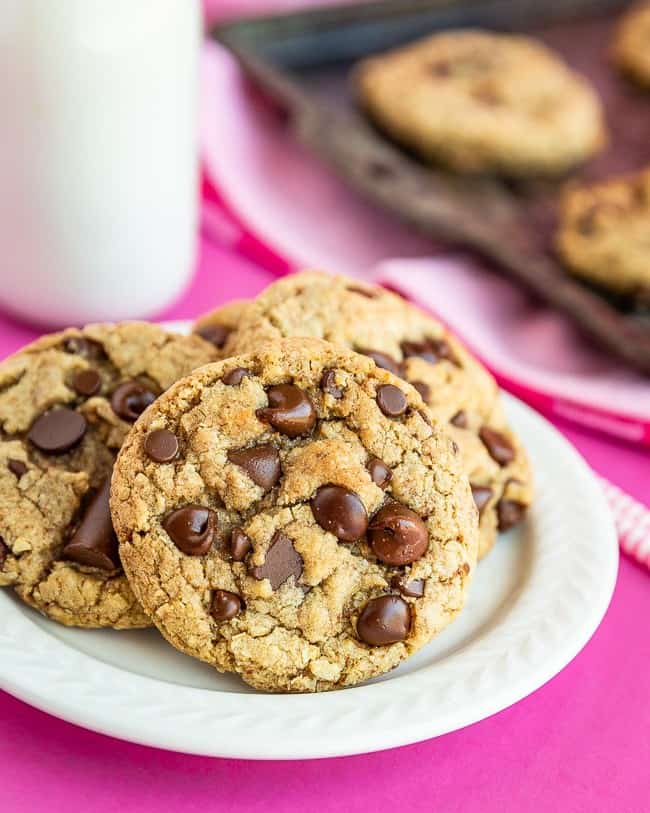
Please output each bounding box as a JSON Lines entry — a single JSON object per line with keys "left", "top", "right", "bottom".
{"left": 194, "top": 272, "right": 533, "bottom": 559}
{"left": 556, "top": 166, "right": 650, "bottom": 297}
{"left": 0, "top": 323, "right": 217, "bottom": 628}
{"left": 355, "top": 30, "right": 605, "bottom": 176}
{"left": 111, "top": 338, "right": 478, "bottom": 692}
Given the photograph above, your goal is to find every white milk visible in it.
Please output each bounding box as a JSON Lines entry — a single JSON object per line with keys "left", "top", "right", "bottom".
{"left": 0, "top": 0, "right": 200, "bottom": 326}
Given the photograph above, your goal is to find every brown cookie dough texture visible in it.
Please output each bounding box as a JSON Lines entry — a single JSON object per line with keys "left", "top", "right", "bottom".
{"left": 556, "top": 166, "right": 650, "bottom": 297}
{"left": 355, "top": 30, "right": 606, "bottom": 177}
{"left": 612, "top": 3, "right": 650, "bottom": 88}
{"left": 111, "top": 338, "right": 479, "bottom": 692}
{"left": 0, "top": 322, "right": 217, "bottom": 628}
{"left": 193, "top": 272, "right": 533, "bottom": 559}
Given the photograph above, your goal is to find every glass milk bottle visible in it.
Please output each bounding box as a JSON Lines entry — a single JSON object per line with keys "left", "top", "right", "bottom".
{"left": 0, "top": 0, "right": 200, "bottom": 326}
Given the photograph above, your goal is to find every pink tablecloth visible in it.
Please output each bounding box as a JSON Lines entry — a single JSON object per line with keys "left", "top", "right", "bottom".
{"left": 0, "top": 232, "right": 649, "bottom": 813}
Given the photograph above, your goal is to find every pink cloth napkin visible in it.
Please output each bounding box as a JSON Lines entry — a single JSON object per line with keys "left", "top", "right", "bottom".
{"left": 200, "top": 41, "right": 650, "bottom": 446}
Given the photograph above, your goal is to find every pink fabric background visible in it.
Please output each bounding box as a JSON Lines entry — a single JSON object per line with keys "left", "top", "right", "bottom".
{"left": 1, "top": 2, "right": 649, "bottom": 810}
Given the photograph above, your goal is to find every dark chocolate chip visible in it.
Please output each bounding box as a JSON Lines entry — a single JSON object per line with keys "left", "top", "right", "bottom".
{"left": 111, "top": 381, "right": 157, "bottom": 422}
{"left": 163, "top": 505, "right": 216, "bottom": 556}
{"left": 450, "top": 410, "right": 468, "bottom": 428}
{"left": 367, "top": 458, "right": 392, "bottom": 489}
{"left": 376, "top": 384, "right": 408, "bottom": 417}
{"left": 256, "top": 384, "right": 316, "bottom": 438}
{"left": 320, "top": 369, "right": 343, "bottom": 399}
{"left": 497, "top": 499, "right": 527, "bottom": 531}
{"left": 7, "top": 459, "right": 27, "bottom": 479}
{"left": 144, "top": 429, "right": 178, "bottom": 463}
{"left": 249, "top": 531, "right": 303, "bottom": 590}
{"left": 62, "top": 337, "right": 106, "bottom": 359}
{"left": 63, "top": 477, "right": 120, "bottom": 571}
{"left": 347, "top": 285, "right": 378, "bottom": 298}
{"left": 223, "top": 367, "right": 251, "bottom": 386}
{"left": 310, "top": 484, "right": 368, "bottom": 542}
{"left": 230, "top": 527, "right": 253, "bottom": 562}
{"left": 28, "top": 407, "right": 87, "bottom": 455}
{"left": 227, "top": 444, "right": 281, "bottom": 491}
{"left": 211, "top": 590, "right": 243, "bottom": 622}
{"left": 368, "top": 503, "right": 428, "bottom": 565}
{"left": 391, "top": 575, "right": 425, "bottom": 598}
{"left": 471, "top": 484, "right": 493, "bottom": 515}
{"left": 412, "top": 380, "right": 431, "bottom": 402}
{"left": 72, "top": 368, "right": 101, "bottom": 397}
{"left": 479, "top": 427, "right": 515, "bottom": 466}
{"left": 401, "top": 338, "right": 454, "bottom": 365}
{"left": 357, "top": 595, "right": 411, "bottom": 646}
{"left": 0, "top": 537, "right": 8, "bottom": 568}
{"left": 358, "top": 348, "right": 402, "bottom": 377}
{"left": 197, "top": 323, "right": 231, "bottom": 349}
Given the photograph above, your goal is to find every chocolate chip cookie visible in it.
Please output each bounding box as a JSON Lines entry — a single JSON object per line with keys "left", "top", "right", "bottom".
{"left": 193, "top": 299, "right": 250, "bottom": 354}
{"left": 556, "top": 166, "right": 650, "bottom": 298}
{"left": 612, "top": 3, "right": 650, "bottom": 89}
{"left": 0, "top": 323, "right": 217, "bottom": 628}
{"left": 194, "top": 272, "right": 533, "bottom": 559}
{"left": 111, "top": 338, "right": 478, "bottom": 692}
{"left": 355, "top": 30, "right": 606, "bottom": 176}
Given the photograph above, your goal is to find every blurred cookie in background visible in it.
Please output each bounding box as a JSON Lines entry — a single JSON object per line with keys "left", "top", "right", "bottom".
{"left": 354, "top": 30, "right": 606, "bottom": 177}
{"left": 612, "top": 3, "right": 650, "bottom": 88}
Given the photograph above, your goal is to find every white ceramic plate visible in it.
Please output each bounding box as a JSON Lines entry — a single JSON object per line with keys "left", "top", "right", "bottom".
{"left": 0, "top": 379, "right": 618, "bottom": 759}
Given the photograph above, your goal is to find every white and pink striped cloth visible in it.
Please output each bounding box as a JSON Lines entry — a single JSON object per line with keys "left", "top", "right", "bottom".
{"left": 601, "top": 479, "right": 650, "bottom": 570}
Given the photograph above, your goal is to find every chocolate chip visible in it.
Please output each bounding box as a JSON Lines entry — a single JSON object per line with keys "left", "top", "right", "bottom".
{"left": 358, "top": 348, "right": 402, "bottom": 377}
{"left": 163, "top": 505, "right": 216, "bottom": 555}
{"left": 62, "top": 337, "right": 105, "bottom": 360}
{"left": 347, "top": 285, "right": 378, "bottom": 298}
{"left": 211, "top": 590, "right": 243, "bottom": 622}
{"left": 223, "top": 367, "right": 251, "bottom": 386}
{"left": 479, "top": 427, "right": 515, "bottom": 466}
{"left": 28, "top": 407, "right": 87, "bottom": 455}
{"left": 497, "top": 499, "right": 527, "bottom": 531}
{"left": 401, "top": 338, "right": 454, "bottom": 365}
{"left": 249, "top": 531, "right": 303, "bottom": 590}
{"left": 0, "top": 537, "right": 8, "bottom": 568}
{"left": 450, "top": 411, "right": 468, "bottom": 428}
{"left": 320, "top": 369, "right": 343, "bottom": 399}
{"left": 471, "top": 484, "right": 493, "bottom": 515}
{"left": 72, "top": 368, "right": 101, "bottom": 397}
{"left": 7, "top": 459, "right": 27, "bottom": 479}
{"left": 368, "top": 503, "right": 428, "bottom": 565}
{"left": 111, "top": 381, "right": 157, "bottom": 422}
{"left": 391, "top": 575, "right": 425, "bottom": 598}
{"left": 227, "top": 444, "right": 281, "bottom": 491}
{"left": 256, "top": 385, "right": 316, "bottom": 438}
{"left": 144, "top": 429, "right": 178, "bottom": 463}
{"left": 367, "top": 458, "right": 392, "bottom": 488}
{"left": 63, "top": 477, "right": 120, "bottom": 571}
{"left": 197, "top": 323, "right": 231, "bottom": 349}
{"left": 357, "top": 595, "right": 411, "bottom": 646}
{"left": 412, "top": 380, "right": 431, "bottom": 402}
{"left": 230, "top": 527, "right": 252, "bottom": 561}
{"left": 376, "top": 384, "right": 408, "bottom": 417}
{"left": 311, "top": 485, "right": 368, "bottom": 541}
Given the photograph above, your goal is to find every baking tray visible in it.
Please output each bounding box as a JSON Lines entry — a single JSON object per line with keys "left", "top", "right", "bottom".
{"left": 212, "top": 0, "right": 650, "bottom": 374}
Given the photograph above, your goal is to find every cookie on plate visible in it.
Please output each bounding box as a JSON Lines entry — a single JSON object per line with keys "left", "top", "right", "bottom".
{"left": 612, "top": 3, "right": 650, "bottom": 88}
{"left": 0, "top": 323, "right": 217, "bottom": 628}
{"left": 354, "top": 30, "right": 606, "bottom": 176}
{"left": 193, "top": 299, "right": 250, "bottom": 354}
{"left": 194, "top": 272, "right": 533, "bottom": 559}
{"left": 111, "top": 338, "right": 478, "bottom": 692}
{"left": 556, "top": 166, "right": 650, "bottom": 298}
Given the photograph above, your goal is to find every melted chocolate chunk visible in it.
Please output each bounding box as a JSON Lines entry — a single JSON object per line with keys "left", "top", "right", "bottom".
{"left": 227, "top": 444, "right": 281, "bottom": 491}
{"left": 249, "top": 531, "right": 303, "bottom": 590}
{"left": 63, "top": 478, "right": 120, "bottom": 571}
{"left": 311, "top": 485, "right": 369, "bottom": 542}
{"left": 357, "top": 595, "right": 411, "bottom": 646}
{"left": 28, "top": 408, "right": 87, "bottom": 455}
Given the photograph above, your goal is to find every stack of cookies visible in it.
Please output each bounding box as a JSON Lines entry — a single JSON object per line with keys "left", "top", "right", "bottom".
{"left": 0, "top": 271, "right": 533, "bottom": 693}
